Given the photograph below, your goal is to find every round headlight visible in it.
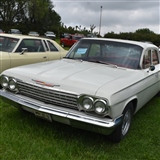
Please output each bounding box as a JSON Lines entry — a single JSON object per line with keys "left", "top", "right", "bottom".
{"left": 82, "top": 97, "right": 94, "bottom": 110}
{"left": 94, "top": 99, "right": 109, "bottom": 114}
{"left": 9, "top": 78, "right": 17, "bottom": 91}
{"left": 1, "top": 76, "right": 9, "bottom": 89}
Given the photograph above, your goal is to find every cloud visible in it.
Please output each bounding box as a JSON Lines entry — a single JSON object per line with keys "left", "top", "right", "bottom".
{"left": 53, "top": 0, "right": 160, "bottom": 35}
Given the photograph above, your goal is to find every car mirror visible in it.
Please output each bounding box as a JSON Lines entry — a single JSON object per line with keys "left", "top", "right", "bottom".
{"left": 149, "top": 65, "right": 155, "bottom": 71}
{"left": 20, "top": 48, "right": 28, "bottom": 55}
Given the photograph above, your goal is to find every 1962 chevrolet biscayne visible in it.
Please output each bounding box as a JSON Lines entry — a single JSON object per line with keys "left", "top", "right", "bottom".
{"left": 0, "top": 38, "right": 160, "bottom": 142}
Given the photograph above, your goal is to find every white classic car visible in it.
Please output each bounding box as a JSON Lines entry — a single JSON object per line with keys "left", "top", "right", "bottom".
{"left": 44, "top": 31, "right": 56, "bottom": 40}
{"left": 0, "top": 34, "right": 67, "bottom": 73}
{"left": 28, "top": 31, "right": 39, "bottom": 37}
{"left": 0, "top": 38, "right": 160, "bottom": 142}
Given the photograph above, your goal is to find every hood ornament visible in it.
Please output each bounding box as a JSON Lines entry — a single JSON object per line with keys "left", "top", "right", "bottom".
{"left": 32, "top": 79, "right": 60, "bottom": 87}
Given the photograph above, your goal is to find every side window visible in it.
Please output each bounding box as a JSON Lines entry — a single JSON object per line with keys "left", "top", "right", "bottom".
{"left": 152, "top": 50, "right": 159, "bottom": 65}
{"left": 143, "top": 50, "right": 151, "bottom": 69}
{"left": 47, "top": 41, "right": 58, "bottom": 51}
{"left": 15, "top": 40, "right": 27, "bottom": 52}
{"left": 143, "top": 49, "right": 159, "bottom": 69}
{"left": 33, "top": 40, "right": 45, "bottom": 52}
{"left": 15, "top": 39, "right": 45, "bottom": 52}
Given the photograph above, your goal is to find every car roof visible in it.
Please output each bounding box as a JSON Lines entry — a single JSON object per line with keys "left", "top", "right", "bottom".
{"left": 82, "top": 38, "right": 158, "bottom": 49}
{"left": 29, "top": 31, "right": 38, "bottom": 32}
{"left": 1, "top": 33, "right": 48, "bottom": 40}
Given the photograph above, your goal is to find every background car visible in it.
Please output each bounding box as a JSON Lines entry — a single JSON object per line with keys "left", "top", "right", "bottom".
{"left": 60, "top": 33, "right": 84, "bottom": 47}
{"left": 0, "top": 38, "right": 159, "bottom": 143}
{"left": 28, "top": 31, "right": 39, "bottom": 37}
{"left": 60, "top": 33, "right": 70, "bottom": 38}
{"left": 44, "top": 31, "right": 56, "bottom": 40}
{"left": 87, "top": 33, "right": 97, "bottom": 37}
{"left": 0, "top": 33, "right": 68, "bottom": 73}
{"left": 8, "top": 29, "right": 22, "bottom": 34}
{"left": 0, "top": 29, "right": 4, "bottom": 33}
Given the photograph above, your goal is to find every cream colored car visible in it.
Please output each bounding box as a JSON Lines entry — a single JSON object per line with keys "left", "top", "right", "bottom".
{"left": 0, "top": 34, "right": 68, "bottom": 73}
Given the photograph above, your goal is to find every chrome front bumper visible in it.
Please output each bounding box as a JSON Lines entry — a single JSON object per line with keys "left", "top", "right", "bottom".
{"left": 0, "top": 89, "right": 123, "bottom": 135}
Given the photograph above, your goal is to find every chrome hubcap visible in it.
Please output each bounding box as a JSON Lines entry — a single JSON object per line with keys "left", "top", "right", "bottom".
{"left": 121, "top": 110, "right": 131, "bottom": 136}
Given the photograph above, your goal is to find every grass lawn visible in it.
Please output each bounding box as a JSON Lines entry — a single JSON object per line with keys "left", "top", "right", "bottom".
{"left": 0, "top": 97, "right": 160, "bottom": 160}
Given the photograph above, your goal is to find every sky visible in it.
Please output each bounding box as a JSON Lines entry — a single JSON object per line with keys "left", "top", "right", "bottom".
{"left": 52, "top": 0, "right": 160, "bottom": 36}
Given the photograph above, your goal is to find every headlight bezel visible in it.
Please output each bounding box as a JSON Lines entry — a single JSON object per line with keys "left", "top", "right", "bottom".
{"left": 82, "top": 96, "right": 94, "bottom": 111}
{"left": 0, "top": 75, "right": 9, "bottom": 89}
{"left": 94, "top": 99, "right": 109, "bottom": 115}
{"left": 0, "top": 75, "right": 18, "bottom": 92}
{"left": 78, "top": 94, "right": 110, "bottom": 116}
{"left": 8, "top": 78, "right": 17, "bottom": 91}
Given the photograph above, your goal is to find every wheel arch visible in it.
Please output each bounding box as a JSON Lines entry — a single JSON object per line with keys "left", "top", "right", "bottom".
{"left": 123, "top": 98, "right": 137, "bottom": 114}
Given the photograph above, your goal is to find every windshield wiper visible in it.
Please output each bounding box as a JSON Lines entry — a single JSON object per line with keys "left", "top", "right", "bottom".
{"left": 63, "top": 57, "right": 73, "bottom": 59}
{"left": 63, "top": 57, "right": 83, "bottom": 62}
{"left": 89, "top": 60, "right": 118, "bottom": 68}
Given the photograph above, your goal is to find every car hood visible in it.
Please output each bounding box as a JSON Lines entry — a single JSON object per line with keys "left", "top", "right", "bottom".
{"left": 2, "top": 59, "right": 139, "bottom": 96}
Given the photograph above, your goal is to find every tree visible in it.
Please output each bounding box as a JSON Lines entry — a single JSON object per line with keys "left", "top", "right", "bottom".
{"left": 0, "top": 0, "right": 28, "bottom": 29}
{"left": 135, "top": 28, "right": 155, "bottom": 34}
{"left": 90, "top": 24, "right": 96, "bottom": 33}
{"left": 0, "top": 0, "right": 61, "bottom": 34}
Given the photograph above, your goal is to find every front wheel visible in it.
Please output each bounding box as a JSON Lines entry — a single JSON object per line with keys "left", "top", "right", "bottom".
{"left": 108, "top": 103, "right": 134, "bottom": 143}
{"left": 156, "top": 91, "right": 160, "bottom": 97}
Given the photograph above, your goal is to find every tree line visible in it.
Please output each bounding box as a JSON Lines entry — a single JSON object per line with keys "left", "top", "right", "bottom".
{"left": 104, "top": 28, "right": 160, "bottom": 47}
{"left": 0, "top": 0, "right": 61, "bottom": 35}
{"left": 0, "top": 0, "right": 159, "bottom": 46}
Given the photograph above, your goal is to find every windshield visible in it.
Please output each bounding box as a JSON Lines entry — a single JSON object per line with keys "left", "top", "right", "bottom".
{"left": 66, "top": 39, "right": 143, "bottom": 69}
{"left": 0, "top": 36, "right": 19, "bottom": 52}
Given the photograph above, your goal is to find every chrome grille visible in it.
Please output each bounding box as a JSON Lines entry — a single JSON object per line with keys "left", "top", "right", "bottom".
{"left": 17, "top": 80, "right": 78, "bottom": 109}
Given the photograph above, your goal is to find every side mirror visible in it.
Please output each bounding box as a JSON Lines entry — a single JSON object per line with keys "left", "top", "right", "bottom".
{"left": 149, "top": 65, "right": 155, "bottom": 71}
{"left": 20, "top": 48, "right": 28, "bottom": 55}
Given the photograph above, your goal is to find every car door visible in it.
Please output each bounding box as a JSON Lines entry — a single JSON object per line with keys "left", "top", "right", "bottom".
{"left": 141, "top": 48, "right": 160, "bottom": 103}
{"left": 0, "top": 52, "right": 10, "bottom": 73}
{"left": 43, "top": 40, "right": 61, "bottom": 60}
{"left": 10, "top": 39, "right": 48, "bottom": 68}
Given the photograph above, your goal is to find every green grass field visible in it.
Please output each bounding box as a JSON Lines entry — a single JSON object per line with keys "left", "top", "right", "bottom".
{"left": 0, "top": 96, "right": 160, "bottom": 160}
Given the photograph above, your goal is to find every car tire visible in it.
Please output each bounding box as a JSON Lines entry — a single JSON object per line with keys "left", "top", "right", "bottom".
{"left": 108, "top": 102, "right": 134, "bottom": 143}
{"left": 157, "top": 91, "right": 160, "bottom": 97}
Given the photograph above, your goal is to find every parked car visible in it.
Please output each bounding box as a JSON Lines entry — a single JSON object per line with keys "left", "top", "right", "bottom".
{"left": 60, "top": 33, "right": 84, "bottom": 47}
{"left": 0, "top": 29, "right": 4, "bottom": 33}
{"left": 44, "top": 31, "right": 56, "bottom": 40}
{"left": 0, "top": 38, "right": 160, "bottom": 143}
{"left": 60, "top": 33, "right": 70, "bottom": 38}
{"left": 87, "top": 33, "right": 97, "bottom": 38}
{"left": 0, "top": 33, "right": 68, "bottom": 73}
{"left": 28, "top": 31, "right": 39, "bottom": 37}
{"left": 8, "top": 29, "right": 22, "bottom": 34}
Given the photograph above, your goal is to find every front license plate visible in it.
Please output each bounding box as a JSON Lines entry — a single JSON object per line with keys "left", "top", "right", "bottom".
{"left": 34, "top": 111, "right": 52, "bottom": 122}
